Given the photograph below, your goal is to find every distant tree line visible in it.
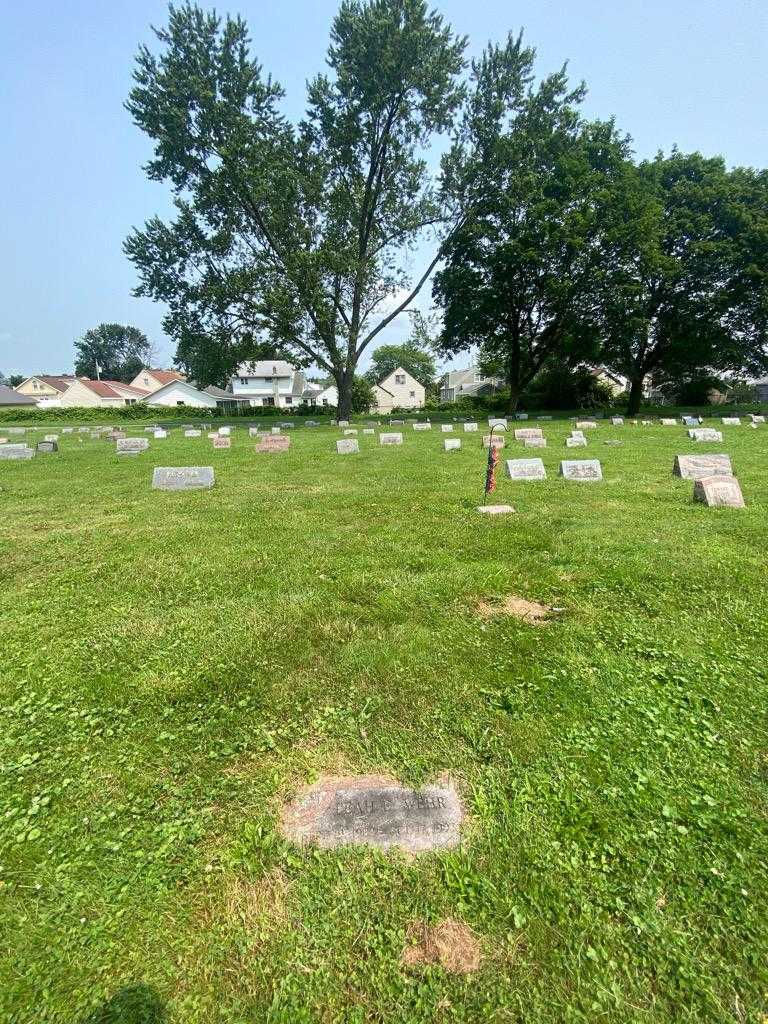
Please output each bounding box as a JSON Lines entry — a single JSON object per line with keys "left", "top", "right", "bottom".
{"left": 125, "top": 1, "right": 768, "bottom": 418}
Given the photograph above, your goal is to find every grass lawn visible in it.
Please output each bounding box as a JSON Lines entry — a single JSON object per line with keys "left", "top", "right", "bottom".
{"left": 1, "top": 419, "right": 767, "bottom": 1023}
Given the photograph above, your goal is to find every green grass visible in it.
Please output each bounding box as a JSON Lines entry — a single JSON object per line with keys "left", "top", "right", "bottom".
{"left": 1, "top": 420, "right": 767, "bottom": 1023}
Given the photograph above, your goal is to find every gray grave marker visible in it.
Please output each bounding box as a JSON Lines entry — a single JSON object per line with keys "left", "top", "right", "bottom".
{"left": 559, "top": 459, "right": 602, "bottom": 481}
{"left": 336, "top": 438, "right": 359, "bottom": 454}
{"left": 673, "top": 454, "right": 732, "bottom": 480}
{"left": 693, "top": 475, "right": 745, "bottom": 508}
{"left": 444, "top": 438, "right": 461, "bottom": 451}
{"left": 505, "top": 458, "right": 546, "bottom": 480}
{"left": 152, "top": 466, "right": 214, "bottom": 490}
{"left": 379, "top": 432, "right": 403, "bottom": 445}
{"left": 116, "top": 437, "right": 149, "bottom": 455}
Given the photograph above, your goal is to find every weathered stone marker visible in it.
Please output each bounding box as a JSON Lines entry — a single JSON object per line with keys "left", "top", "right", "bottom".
{"left": 514, "top": 412, "right": 529, "bottom": 420}
{"left": 444, "top": 438, "right": 461, "bottom": 451}
{"left": 413, "top": 422, "right": 432, "bottom": 431}
{"left": 482, "top": 435, "right": 505, "bottom": 449}
{"left": 152, "top": 466, "right": 215, "bottom": 490}
{"left": 271, "top": 427, "right": 281, "bottom": 435}
{"left": 0, "top": 446, "right": 34, "bottom": 460}
{"left": 514, "top": 428, "right": 543, "bottom": 441}
{"left": 689, "top": 428, "right": 723, "bottom": 442}
{"left": 153, "top": 429, "right": 168, "bottom": 439}
{"left": 559, "top": 459, "right": 603, "bottom": 481}
{"left": 255, "top": 434, "right": 290, "bottom": 453}
{"left": 336, "top": 438, "right": 359, "bottom": 454}
{"left": 281, "top": 775, "right": 463, "bottom": 853}
{"left": 463, "top": 422, "right": 479, "bottom": 432}
{"left": 441, "top": 424, "right": 454, "bottom": 433}
{"left": 218, "top": 426, "right": 231, "bottom": 436}
{"left": 611, "top": 417, "right": 624, "bottom": 426}
{"left": 248, "top": 427, "right": 261, "bottom": 437}
{"left": 673, "top": 454, "right": 732, "bottom": 480}
{"left": 212, "top": 435, "right": 231, "bottom": 449}
{"left": 184, "top": 429, "right": 201, "bottom": 438}
{"left": 505, "top": 458, "right": 546, "bottom": 480}
{"left": 721, "top": 417, "right": 741, "bottom": 426}
{"left": 575, "top": 420, "right": 598, "bottom": 429}
{"left": 116, "top": 437, "right": 149, "bottom": 455}
{"left": 362, "top": 428, "right": 375, "bottom": 435}
{"left": 693, "top": 475, "right": 745, "bottom": 508}
{"left": 36, "top": 441, "right": 58, "bottom": 454}
{"left": 487, "top": 418, "right": 507, "bottom": 430}
{"left": 379, "top": 432, "right": 403, "bottom": 445}
{"left": 477, "top": 503, "right": 515, "bottom": 515}
{"left": 566, "top": 436, "right": 587, "bottom": 448}
{"left": 343, "top": 428, "right": 358, "bottom": 436}
{"left": 524, "top": 437, "right": 547, "bottom": 448}
{"left": 749, "top": 414, "right": 765, "bottom": 424}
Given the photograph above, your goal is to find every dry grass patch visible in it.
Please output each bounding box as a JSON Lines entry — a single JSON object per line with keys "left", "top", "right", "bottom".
{"left": 401, "top": 918, "right": 481, "bottom": 975}
{"left": 475, "top": 594, "right": 553, "bottom": 624}
{"left": 198, "top": 868, "right": 292, "bottom": 938}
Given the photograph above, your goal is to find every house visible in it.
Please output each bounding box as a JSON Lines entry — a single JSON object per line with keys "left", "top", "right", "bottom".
{"left": 303, "top": 380, "right": 339, "bottom": 407}
{"left": 229, "top": 360, "right": 307, "bottom": 408}
{"left": 372, "top": 367, "right": 425, "bottom": 413}
{"left": 129, "top": 368, "right": 187, "bottom": 394}
{"left": 755, "top": 377, "right": 768, "bottom": 404}
{"left": 439, "top": 366, "right": 502, "bottom": 403}
{"left": 58, "top": 379, "right": 148, "bottom": 407}
{"left": 228, "top": 360, "right": 338, "bottom": 408}
{"left": 142, "top": 379, "right": 217, "bottom": 408}
{"left": 0, "top": 384, "right": 37, "bottom": 406}
{"left": 14, "top": 375, "right": 76, "bottom": 404}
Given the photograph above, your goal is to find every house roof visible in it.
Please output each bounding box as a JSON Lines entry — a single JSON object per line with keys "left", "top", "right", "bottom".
{"left": 75, "top": 379, "right": 146, "bottom": 399}
{"left": 0, "top": 384, "right": 37, "bottom": 406}
{"left": 379, "top": 366, "right": 424, "bottom": 389}
{"left": 144, "top": 379, "right": 217, "bottom": 404}
{"left": 236, "top": 360, "right": 295, "bottom": 377}
{"left": 146, "top": 369, "right": 187, "bottom": 385}
{"left": 19, "top": 374, "right": 75, "bottom": 393}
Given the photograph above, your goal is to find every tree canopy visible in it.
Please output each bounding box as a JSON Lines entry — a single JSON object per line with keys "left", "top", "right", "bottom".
{"left": 597, "top": 151, "right": 768, "bottom": 413}
{"left": 125, "top": 0, "right": 466, "bottom": 417}
{"left": 364, "top": 314, "right": 437, "bottom": 387}
{"left": 73, "top": 324, "right": 151, "bottom": 382}
{"left": 433, "top": 33, "right": 631, "bottom": 413}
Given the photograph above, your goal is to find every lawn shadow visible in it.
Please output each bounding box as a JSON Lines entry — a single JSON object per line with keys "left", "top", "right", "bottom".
{"left": 79, "top": 984, "right": 165, "bottom": 1024}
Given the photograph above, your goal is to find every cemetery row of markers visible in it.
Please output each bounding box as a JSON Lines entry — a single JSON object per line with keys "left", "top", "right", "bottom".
{"left": 0, "top": 417, "right": 754, "bottom": 508}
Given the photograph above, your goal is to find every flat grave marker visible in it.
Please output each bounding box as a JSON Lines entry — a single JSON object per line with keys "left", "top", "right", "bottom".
{"left": 514, "top": 428, "right": 543, "bottom": 440}
{"left": 154, "top": 429, "right": 168, "bottom": 439}
{"left": 116, "top": 438, "right": 149, "bottom": 455}
{"left": 441, "top": 424, "right": 454, "bottom": 433}
{"left": 152, "top": 466, "right": 215, "bottom": 491}
{"left": 379, "top": 432, "right": 403, "bottom": 445}
{"left": 255, "top": 435, "right": 291, "bottom": 453}
{"left": 660, "top": 418, "right": 677, "bottom": 426}
{"left": 505, "top": 458, "right": 546, "bottom": 480}
{"left": 36, "top": 441, "right": 58, "bottom": 454}
{"left": 336, "top": 438, "right": 359, "bottom": 454}
{"left": 0, "top": 446, "right": 34, "bottom": 460}
{"left": 362, "top": 428, "right": 375, "bottom": 435}
{"left": 560, "top": 459, "right": 603, "bottom": 481}
{"left": 689, "top": 428, "right": 723, "bottom": 442}
{"left": 566, "top": 436, "right": 587, "bottom": 447}
{"left": 525, "top": 437, "right": 547, "bottom": 448}
{"left": 611, "top": 417, "right": 624, "bottom": 426}
{"left": 477, "top": 503, "right": 515, "bottom": 515}
{"left": 212, "top": 435, "right": 231, "bottom": 449}
{"left": 444, "top": 438, "right": 461, "bottom": 451}
{"left": 722, "top": 417, "right": 741, "bottom": 426}
{"left": 463, "top": 422, "right": 478, "bottom": 432}
{"left": 413, "top": 422, "right": 432, "bottom": 431}
{"left": 575, "top": 420, "right": 598, "bottom": 429}
{"left": 281, "top": 775, "right": 463, "bottom": 853}
{"left": 343, "top": 428, "right": 358, "bottom": 436}
{"left": 184, "top": 429, "right": 201, "bottom": 438}
{"left": 482, "top": 435, "right": 505, "bottom": 449}
{"left": 488, "top": 418, "right": 507, "bottom": 430}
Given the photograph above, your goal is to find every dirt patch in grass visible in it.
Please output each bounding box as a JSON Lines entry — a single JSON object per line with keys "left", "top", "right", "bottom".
{"left": 475, "top": 594, "right": 553, "bottom": 624}
{"left": 401, "top": 918, "right": 481, "bottom": 975}
{"left": 198, "top": 868, "right": 291, "bottom": 937}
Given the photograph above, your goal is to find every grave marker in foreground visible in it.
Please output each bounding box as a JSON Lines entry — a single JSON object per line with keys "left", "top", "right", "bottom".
{"left": 559, "top": 459, "right": 603, "bottom": 481}
{"left": 693, "top": 475, "right": 745, "bottom": 508}
{"left": 379, "top": 433, "right": 403, "bottom": 445}
{"left": 281, "top": 776, "right": 463, "bottom": 853}
{"left": 444, "top": 438, "right": 461, "bottom": 451}
{"left": 37, "top": 441, "right": 58, "bottom": 454}
{"left": 0, "top": 446, "right": 34, "bottom": 460}
{"left": 152, "top": 467, "right": 214, "bottom": 490}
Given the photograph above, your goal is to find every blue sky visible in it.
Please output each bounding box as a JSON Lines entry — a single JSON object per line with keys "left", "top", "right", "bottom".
{"left": 1, "top": 0, "right": 766, "bottom": 378}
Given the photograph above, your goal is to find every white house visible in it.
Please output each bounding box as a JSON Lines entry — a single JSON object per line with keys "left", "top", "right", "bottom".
{"left": 303, "top": 381, "right": 339, "bottom": 407}
{"left": 229, "top": 360, "right": 338, "bottom": 408}
{"left": 372, "top": 367, "right": 425, "bottom": 413}
{"left": 141, "top": 379, "right": 217, "bottom": 408}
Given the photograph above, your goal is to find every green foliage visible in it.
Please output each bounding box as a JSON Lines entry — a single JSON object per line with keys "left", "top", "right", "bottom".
{"left": 364, "top": 341, "right": 436, "bottom": 389}
{"left": 7, "top": 375, "right": 24, "bottom": 387}
{"left": 434, "top": 33, "right": 630, "bottom": 412}
{"left": 74, "top": 323, "right": 151, "bottom": 383}
{"left": 598, "top": 152, "right": 768, "bottom": 414}
{"left": 523, "top": 363, "right": 615, "bottom": 410}
{"left": 125, "top": 1, "right": 466, "bottom": 415}
{"left": 350, "top": 375, "right": 375, "bottom": 413}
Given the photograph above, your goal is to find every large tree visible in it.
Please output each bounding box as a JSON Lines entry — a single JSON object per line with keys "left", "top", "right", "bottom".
{"left": 433, "top": 33, "right": 631, "bottom": 412}
{"left": 598, "top": 152, "right": 768, "bottom": 414}
{"left": 125, "top": 1, "right": 466, "bottom": 418}
{"left": 73, "top": 323, "right": 151, "bottom": 382}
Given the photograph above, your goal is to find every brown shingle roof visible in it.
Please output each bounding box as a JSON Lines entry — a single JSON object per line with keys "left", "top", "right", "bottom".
{"left": 29, "top": 375, "right": 76, "bottom": 393}
{"left": 149, "top": 369, "right": 186, "bottom": 385}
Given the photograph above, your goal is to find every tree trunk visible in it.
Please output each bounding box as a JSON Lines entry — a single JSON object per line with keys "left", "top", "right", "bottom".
{"left": 505, "top": 385, "right": 520, "bottom": 415}
{"left": 335, "top": 367, "right": 354, "bottom": 420}
{"left": 626, "top": 373, "right": 645, "bottom": 416}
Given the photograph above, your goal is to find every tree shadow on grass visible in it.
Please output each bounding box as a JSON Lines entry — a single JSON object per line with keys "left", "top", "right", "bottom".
{"left": 79, "top": 984, "right": 166, "bottom": 1024}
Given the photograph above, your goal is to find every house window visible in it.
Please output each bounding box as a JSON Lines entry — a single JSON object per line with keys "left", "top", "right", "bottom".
{"left": 285, "top": 396, "right": 292, "bottom": 405}
{"left": 176, "top": 400, "right": 184, "bottom": 406}
{"left": 409, "top": 391, "right": 415, "bottom": 398}
{"left": 395, "top": 374, "right": 405, "bottom": 385}
{"left": 322, "top": 398, "right": 328, "bottom": 406}
{"left": 239, "top": 377, "right": 248, "bottom": 385}
{"left": 143, "top": 377, "right": 151, "bottom": 387}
